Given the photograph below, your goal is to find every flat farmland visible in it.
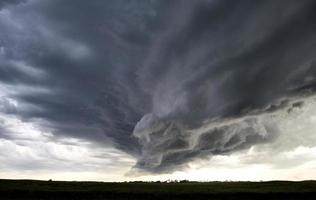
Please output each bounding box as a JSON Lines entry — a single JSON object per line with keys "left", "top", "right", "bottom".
{"left": 0, "top": 179, "right": 316, "bottom": 199}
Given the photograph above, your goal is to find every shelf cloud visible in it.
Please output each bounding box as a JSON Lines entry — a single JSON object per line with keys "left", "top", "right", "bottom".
{"left": 1, "top": 0, "right": 316, "bottom": 173}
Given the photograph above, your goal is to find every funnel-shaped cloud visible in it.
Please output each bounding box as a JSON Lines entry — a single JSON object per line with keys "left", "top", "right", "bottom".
{"left": 1, "top": 0, "right": 316, "bottom": 173}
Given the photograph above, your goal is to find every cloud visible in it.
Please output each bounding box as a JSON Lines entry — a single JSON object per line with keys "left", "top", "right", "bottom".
{"left": 1, "top": 0, "right": 316, "bottom": 173}
{"left": 0, "top": 0, "right": 25, "bottom": 10}
{"left": 0, "top": 112, "right": 134, "bottom": 173}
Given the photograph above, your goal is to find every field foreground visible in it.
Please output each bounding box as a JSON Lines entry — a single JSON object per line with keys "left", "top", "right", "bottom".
{"left": 0, "top": 179, "right": 316, "bottom": 199}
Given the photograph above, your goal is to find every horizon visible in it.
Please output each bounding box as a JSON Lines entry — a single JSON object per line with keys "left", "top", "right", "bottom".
{"left": 2, "top": 178, "right": 316, "bottom": 183}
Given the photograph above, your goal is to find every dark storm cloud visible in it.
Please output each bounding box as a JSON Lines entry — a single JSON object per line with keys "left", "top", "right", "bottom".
{"left": 0, "top": 0, "right": 25, "bottom": 10}
{"left": 1, "top": 0, "right": 316, "bottom": 173}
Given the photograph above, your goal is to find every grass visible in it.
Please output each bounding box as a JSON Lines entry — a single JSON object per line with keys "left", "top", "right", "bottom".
{"left": 0, "top": 179, "right": 316, "bottom": 199}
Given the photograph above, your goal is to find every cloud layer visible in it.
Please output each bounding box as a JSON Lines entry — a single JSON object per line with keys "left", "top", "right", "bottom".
{"left": 1, "top": 0, "right": 316, "bottom": 173}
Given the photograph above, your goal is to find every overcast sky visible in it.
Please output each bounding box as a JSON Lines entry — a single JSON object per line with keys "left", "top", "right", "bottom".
{"left": 1, "top": 0, "right": 316, "bottom": 181}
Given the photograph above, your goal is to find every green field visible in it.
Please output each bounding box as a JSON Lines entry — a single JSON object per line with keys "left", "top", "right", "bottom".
{"left": 1, "top": 179, "right": 316, "bottom": 199}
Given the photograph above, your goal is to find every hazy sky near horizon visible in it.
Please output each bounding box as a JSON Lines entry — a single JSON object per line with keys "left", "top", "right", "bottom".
{"left": 1, "top": 0, "right": 316, "bottom": 181}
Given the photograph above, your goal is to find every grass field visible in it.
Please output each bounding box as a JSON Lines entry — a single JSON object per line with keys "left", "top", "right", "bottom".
{"left": 1, "top": 179, "right": 316, "bottom": 199}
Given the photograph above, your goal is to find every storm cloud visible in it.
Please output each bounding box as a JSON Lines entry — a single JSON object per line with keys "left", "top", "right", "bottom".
{"left": 1, "top": 0, "right": 316, "bottom": 173}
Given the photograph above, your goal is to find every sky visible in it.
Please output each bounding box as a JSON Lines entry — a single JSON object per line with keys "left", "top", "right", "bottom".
{"left": 1, "top": 0, "right": 316, "bottom": 181}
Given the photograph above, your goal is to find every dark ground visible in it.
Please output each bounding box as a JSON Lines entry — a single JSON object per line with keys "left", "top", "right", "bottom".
{"left": 0, "top": 179, "right": 316, "bottom": 199}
